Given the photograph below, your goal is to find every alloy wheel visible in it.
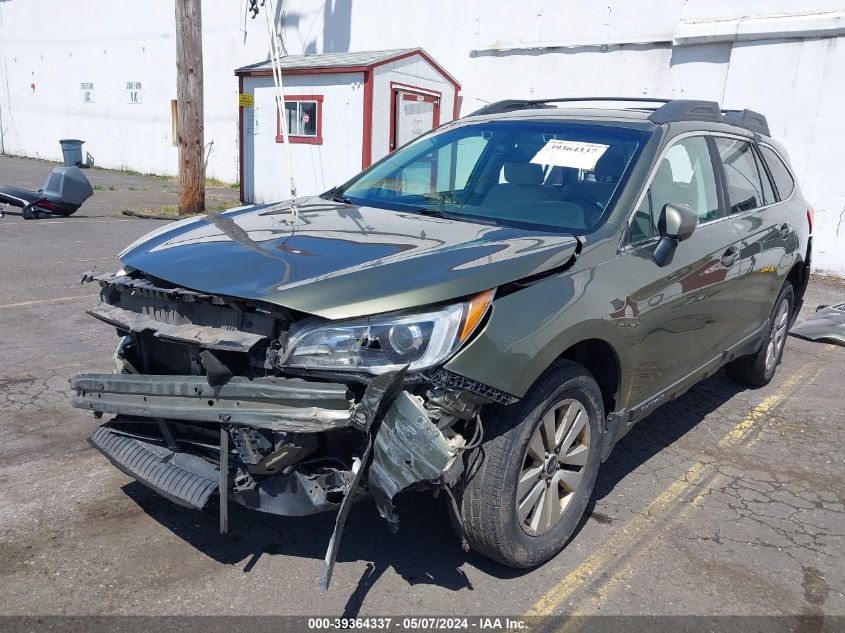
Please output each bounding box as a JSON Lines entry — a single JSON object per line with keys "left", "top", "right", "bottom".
{"left": 517, "top": 399, "right": 590, "bottom": 536}
{"left": 765, "top": 299, "right": 790, "bottom": 372}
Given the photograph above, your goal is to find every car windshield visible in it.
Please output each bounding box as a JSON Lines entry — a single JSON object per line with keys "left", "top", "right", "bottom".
{"left": 338, "top": 119, "right": 647, "bottom": 232}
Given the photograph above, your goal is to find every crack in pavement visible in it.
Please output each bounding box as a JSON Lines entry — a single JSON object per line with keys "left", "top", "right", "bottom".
{"left": 528, "top": 354, "right": 839, "bottom": 617}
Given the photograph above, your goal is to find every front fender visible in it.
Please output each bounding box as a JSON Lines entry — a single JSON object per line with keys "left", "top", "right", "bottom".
{"left": 444, "top": 266, "right": 628, "bottom": 399}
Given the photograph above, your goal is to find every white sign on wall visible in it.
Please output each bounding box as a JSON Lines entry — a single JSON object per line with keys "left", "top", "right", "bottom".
{"left": 80, "top": 82, "right": 94, "bottom": 103}
{"left": 125, "top": 81, "right": 143, "bottom": 104}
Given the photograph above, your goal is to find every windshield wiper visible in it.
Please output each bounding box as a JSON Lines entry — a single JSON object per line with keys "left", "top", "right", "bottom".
{"left": 416, "top": 208, "right": 448, "bottom": 218}
{"left": 330, "top": 192, "right": 353, "bottom": 204}
{"left": 411, "top": 207, "right": 501, "bottom": 226}
{"left": 322, "top": 185, "right": 354, "bottom": 205}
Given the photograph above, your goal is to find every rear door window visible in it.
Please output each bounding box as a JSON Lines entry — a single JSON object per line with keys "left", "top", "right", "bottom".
{"left": 758, "top": 145, "right": 795, "bottom": 201}
{"left": 714, "top": 138, "right": 767, "bottom": 213}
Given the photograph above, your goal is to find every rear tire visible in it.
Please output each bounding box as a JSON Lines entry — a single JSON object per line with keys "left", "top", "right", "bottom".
{"left": 726, "top": 282, "right": 794, "bottom": 387}
{"left": 457, "top": 361, "right": 603, "bottom": 568}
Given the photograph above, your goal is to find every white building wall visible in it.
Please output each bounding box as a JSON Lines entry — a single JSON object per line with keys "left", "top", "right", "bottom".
{"left": 0, "top": 0, "right": 289, "bottom": 182}
{"left": 720, "top": 37, "right": 845, "bottom": 272}
{"left": 1, "top": 0, "right": 844, "bottom": 271}
{"left": 243, "top": 72, "right": 364, "bottom": 203}
{"left": 279, "top": 0, "right": 845, "bottom": 273}
{"left": 0, "top": 3, "right": 181, "bottom": 176}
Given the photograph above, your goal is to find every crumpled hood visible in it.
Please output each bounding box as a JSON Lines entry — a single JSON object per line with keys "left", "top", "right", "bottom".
{"left": 119, "top": 197, "right": 579, "bottom": 319}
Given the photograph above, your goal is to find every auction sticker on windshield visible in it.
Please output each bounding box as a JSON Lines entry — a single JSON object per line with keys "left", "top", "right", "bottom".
{"left": 530, "top": 139, "right": 609, "bottom": 171}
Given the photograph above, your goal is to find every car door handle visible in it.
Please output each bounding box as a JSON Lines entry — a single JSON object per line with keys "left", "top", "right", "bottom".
{"left": 720, "top": 247, "right": 738, "bottom": 268}
{"left": 778, "top": 223, "right": 791, "bottom": 239}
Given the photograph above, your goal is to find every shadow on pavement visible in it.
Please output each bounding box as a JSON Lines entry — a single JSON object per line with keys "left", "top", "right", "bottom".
{"left": 122, "top": 370, "right": 746, "bottom": 613}
{"left": 592, "top": 370, "right": 745, "bottom": 502}
{"left": 123, "top": 482, "right": 519, "bottom": 612}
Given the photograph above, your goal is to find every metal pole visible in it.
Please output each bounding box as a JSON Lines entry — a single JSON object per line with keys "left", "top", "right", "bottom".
{"left": 219, "top": 426, "right": 228, "bottom": 534}
{"left": 175, "top": 0, "right": 206, "bottom": 215}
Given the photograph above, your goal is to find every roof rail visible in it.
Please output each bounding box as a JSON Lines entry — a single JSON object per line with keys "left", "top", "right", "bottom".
{"left": 465, "top": 97, "right": 770, "bottom": 136}
{"left": 648, "top": 100, "right": 722, "bottom": 124}
{"left": 467, "top": 99, "right": 555, "bottom": 117}
{"left": 467, "top": 97, "right": 672, "bottom": 117}
{"left": 722, "top": 109, "right": 770, "bottom": 136}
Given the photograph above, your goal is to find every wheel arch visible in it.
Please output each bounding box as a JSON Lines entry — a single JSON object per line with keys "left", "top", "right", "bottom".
{"left": 558, "top": 338, "right": 621, "bottom": 417}
{"left": 786, "top": 257, "right": 809, "bottom": 307}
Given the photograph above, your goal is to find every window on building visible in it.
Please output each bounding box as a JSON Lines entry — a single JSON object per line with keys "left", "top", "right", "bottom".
{"left": 276, "top": 96, "right": 323, "bottom": 144}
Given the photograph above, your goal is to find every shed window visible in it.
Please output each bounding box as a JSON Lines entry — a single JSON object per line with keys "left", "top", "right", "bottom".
{"left": 276, "top": 96, "right": 323, "bottom": 145}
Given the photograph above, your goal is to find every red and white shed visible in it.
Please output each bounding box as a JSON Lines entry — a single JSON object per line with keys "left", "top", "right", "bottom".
{"left": 235, "top": 48, "right": 461, "bottom": 203}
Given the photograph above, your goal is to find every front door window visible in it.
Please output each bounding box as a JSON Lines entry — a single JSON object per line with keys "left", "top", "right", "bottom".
{"left": 628, "top": 136, "right": 720, "bottom": 243}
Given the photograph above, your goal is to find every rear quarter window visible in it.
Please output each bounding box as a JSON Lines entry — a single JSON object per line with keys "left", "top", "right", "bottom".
{"left": 714, "top": 137, "right": 766, "bottom": 213}
{"left": 759, "top": 145, "right": 795, "bottom": 200}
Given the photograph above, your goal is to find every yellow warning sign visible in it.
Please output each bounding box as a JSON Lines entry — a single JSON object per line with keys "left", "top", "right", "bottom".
{"left": 238, "top": 93, "right": 254, "bottom": 107}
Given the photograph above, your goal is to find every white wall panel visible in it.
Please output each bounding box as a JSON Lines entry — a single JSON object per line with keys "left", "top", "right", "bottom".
{"left": 723, "top": 37, "right": 845, "bottom": 272}
{"left": 371, "top": 54, "right": 456, "bottom": 162}
{"left": 0, "top": 0, "right": 843, "bottom": 270}
{"left": 244, "top": 72, "right": 363, "bottom": 202}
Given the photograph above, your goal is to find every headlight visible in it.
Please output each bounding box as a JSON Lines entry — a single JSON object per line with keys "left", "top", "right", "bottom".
{"left": 281, "top": 289, "right": 494, "bottom": 374}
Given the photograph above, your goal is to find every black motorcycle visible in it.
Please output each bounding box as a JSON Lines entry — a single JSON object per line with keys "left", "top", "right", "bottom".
{"left": 0, "top": 166, "right": 93, "bottom": 219}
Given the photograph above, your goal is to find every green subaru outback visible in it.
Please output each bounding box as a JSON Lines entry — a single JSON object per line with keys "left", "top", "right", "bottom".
{"left": 72, "top": 98, "right": 812, "bottom": 588}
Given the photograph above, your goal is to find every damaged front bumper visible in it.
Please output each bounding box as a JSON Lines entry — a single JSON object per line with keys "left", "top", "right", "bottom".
{"left": 73, "top": 368, "right": 468, "bottom": 591}
{"left": 72, "top": 270, "right": 489, "bottom": 590}
{"left": 88, "top": 421, "right": 353, "bottom": 516}
{"left": 74, "top": 372, "right": 359, "bottom": 518}
{"left": 71, "top": 373, "right": 352, "bottom": 432}
{"left": 71, "top": 370, "right": 462, "bottom": 520}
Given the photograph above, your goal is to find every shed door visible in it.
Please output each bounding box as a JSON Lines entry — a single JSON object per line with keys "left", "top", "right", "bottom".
{"left": 390, "top": 89, "right": 440, "bottom": 151}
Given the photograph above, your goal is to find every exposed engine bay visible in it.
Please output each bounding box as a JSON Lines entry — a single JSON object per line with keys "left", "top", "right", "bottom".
{"left": 71, "top": 268, "right": 504, "bottom": 590}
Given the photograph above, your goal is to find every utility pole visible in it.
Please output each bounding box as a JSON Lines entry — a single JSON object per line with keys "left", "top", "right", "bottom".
{"left": 175, "top": 0, "right": 205, "bottom": 215}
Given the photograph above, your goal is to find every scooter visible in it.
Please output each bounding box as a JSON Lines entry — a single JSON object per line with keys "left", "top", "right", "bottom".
{"left": 0, "top": 165, "right": 93, "bottom": 219}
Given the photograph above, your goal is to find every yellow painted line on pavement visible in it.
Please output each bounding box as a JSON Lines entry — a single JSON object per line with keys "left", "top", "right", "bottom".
{"left": 562, "top": 357, "right": 832, "bottom": 620}
{"left": 526, "top": 360, "right": 816, "bottom": 617}
{"left": 526, "top": 462, "right": 710, "bottom": 617}
{"left": 7, "top": 256, "right": 114, "bottom": 270}
{"left": 0, "top": 294, "right": 98, "bottom": 310}
{"left": 0, "top": 219, "right": 133, "bottom": 226}
{"left": 717, "top": 369, "right": 808, "bottom": 449}
{"left": 740, "top": 355, "right": 831, "bottom": 452}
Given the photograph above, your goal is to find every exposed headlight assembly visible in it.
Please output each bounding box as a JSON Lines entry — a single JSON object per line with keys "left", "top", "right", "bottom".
{"left": 281, "top": 289, "right": 494, "bottom": 374}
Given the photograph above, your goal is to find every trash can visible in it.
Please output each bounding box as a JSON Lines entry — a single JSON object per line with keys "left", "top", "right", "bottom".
{"left": 59, "top": 139, "right": 85, "bottom": 167}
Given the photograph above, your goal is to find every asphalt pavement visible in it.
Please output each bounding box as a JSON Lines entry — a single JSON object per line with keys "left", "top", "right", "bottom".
{"left": 0, "top": 155, "right": 842, "bottom": 623}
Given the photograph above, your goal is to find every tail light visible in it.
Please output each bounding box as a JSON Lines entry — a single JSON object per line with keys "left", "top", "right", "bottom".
{"left": 807, "top": 207, "right": 814, "bottom": 234}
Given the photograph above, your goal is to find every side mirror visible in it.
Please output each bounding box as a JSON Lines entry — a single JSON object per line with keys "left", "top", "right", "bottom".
{"left": 653, "top": 203, "right": 699, "bottom": 267}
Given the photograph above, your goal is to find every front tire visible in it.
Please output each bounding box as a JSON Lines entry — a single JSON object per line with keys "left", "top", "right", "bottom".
{"left": 726, "top": 282, "right": 794, "bottom": 387}
{"left": 458, "top": 361, "right": 603, "bottom": 568}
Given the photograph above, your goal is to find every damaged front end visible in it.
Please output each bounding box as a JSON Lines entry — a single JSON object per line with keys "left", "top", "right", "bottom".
{"left": 72, "top": 269, "right": 501, "bottom": 589}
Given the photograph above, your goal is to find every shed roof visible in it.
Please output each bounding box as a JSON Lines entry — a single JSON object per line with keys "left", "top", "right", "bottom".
{"left": 235, "top": 48, "right": 460, "bottom": 88}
